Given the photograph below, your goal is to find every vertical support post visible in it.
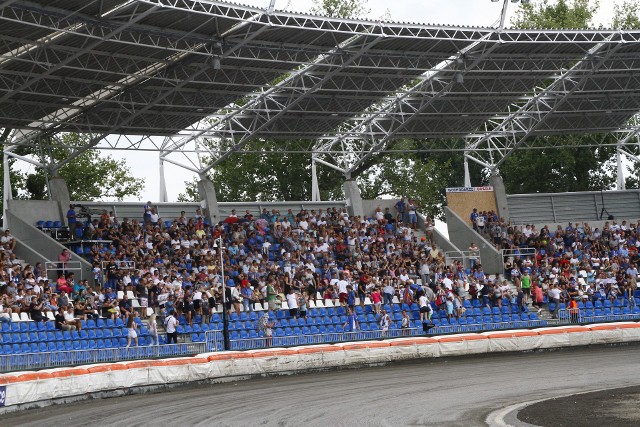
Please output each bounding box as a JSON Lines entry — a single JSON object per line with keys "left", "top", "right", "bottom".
{"left": 311, "top": 158, "right": 321, "bottom": 202}
{"left": 464, "top": 153, "right": 471, "bottom": 187}
{"left": 499, "top": 0, "right": 510, "bottom": 30}
{"left": 616, "top": 143, "right": 625, "bottom": 191}
{"left": 2, "top": 152, "right": 12, "bottom": 230}
{"left": 489, "top": 173, "right": 511, "bottom": 222}
{"left": 343, "top": 177, "right": 364, "bottom": 218}
{"left": 48, "top": 173, "right": 71, "bottom": 224}
{"left": 197, "top": 175, "right": 220, "bottom": 225}
{"left": 159, "top": 157, "right": 169, "bottom": 202}
{"left": 218, "top": 236, "right": 230, "bottom": 351}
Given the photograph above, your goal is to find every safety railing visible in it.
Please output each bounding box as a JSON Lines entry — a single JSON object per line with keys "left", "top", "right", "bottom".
{"left": 0, "top": 342, "right": 207, "bottom": 373}
{"left": 209, "top": 311, "right": 640, "bottom": 351}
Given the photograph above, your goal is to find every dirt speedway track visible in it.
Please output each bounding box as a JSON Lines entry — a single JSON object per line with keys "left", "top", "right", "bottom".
{"left": 4, "top": 345, "right": 639, "bottom": 427}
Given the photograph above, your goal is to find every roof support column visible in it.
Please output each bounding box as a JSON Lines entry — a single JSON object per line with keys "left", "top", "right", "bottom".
{"left": 159, "top": 157, "right": 168, "bottom": 203}
{"left": 2, "top": 151, "right": 12, "bottom": 230}
{"left": 343, "top": 177, "right": 364, "bottom": 218}
{"left": 311, "top": 159, "right": 321, "bottom": 202}
{"left": 489, "top": 173, "right": 510, "bottom": 222}
{"left": 48, "top": 175, "right": 70, "bottom": 225}
{"left": 197, "top": 175, "right": 219, "bottom": 226}
{"left": 617, "top": 142, "right": 626, "bottom": 191}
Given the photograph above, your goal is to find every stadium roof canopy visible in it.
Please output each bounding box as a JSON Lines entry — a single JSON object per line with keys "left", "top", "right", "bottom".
{"left": 2, "top": 0, "right": 640, "bottom": 176}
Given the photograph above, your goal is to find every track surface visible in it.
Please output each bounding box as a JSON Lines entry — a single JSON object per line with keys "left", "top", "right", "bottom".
{"left": 4, "top": 346, "right": 639, "bottom": 427}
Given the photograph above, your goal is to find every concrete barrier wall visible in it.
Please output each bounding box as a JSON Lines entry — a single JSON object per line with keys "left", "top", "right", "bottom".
{"left": 445, "top": 206, "right": 502, "bottom": 274}
{"left": 1, "top": 323, "right": 639, "bottom": 412}
{"left": 6, "top": 211, "right": 92, "bottom": 280}
{"left": 8, "top": 200, "right": 61, "bottom": 226}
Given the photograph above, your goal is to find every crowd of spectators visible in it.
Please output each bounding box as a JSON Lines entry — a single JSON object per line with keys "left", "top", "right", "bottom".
{"left": 470, "top": 207, "right": 640, "bottom": 318}
{"left": 4, "top": 199, "right": 640, "bottom": 349}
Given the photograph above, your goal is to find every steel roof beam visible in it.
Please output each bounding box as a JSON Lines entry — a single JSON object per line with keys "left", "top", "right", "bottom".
{"left": 464, "top": 34, "right": 625, "bottom": 170}
{"left": 160, "top": 32, "right": 384, "bottom": 167}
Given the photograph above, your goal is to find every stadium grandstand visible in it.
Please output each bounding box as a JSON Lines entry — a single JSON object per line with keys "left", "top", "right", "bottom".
{"left": 1, "top": 0, "right": 640, "bottom": 375}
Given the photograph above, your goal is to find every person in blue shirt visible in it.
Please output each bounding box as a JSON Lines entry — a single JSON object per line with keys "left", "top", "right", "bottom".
{"left": 343, "top": 307, "right": 359, "bottom": 333}
{"left": 66, "top": 204, "right": 77, "bottom": 238}
{"left": 346, "top": 285, "right": 356, "bottom": 311}
{"left": 470, "top": 208, "right": 479, "bottom": 231}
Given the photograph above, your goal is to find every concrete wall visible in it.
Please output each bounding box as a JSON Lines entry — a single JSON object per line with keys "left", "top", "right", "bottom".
{"left": 74, "top": 201, "right": 348, "bottom": 223}
{"left": 507, "top": 189, "right": 640, "bottom": 225}
{"left": 7, "top": 200, "right": 61, "bottom": 227}
{"left": 361, "top": 199, "right": 397, "bottom": 219}
{"left": 7, "top": 211, "right": 92, "bottom": 281}
{"left": 445, "top": 207, "right": 502, "bottom": 275}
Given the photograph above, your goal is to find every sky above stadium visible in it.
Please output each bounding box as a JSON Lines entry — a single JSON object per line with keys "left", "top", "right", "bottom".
{"left": 110, "top": 0, "right": 621, "bottom": 203}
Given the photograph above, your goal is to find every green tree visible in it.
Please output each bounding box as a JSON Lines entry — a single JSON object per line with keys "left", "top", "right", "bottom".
{"left": 503, "top": 0, "right": 640, "bottom": 192}
{"left": 512, "top": 0, "right": 599, "bottom": 29}
{"left": 613, "top": 0, "right": 640, "bottom": 28}
{"left": 178, "top": 140, "right": 344, "bottom": 202}
{"left": 356, "top": 140, "right": 454, "bottom": 220}
{"left": 11, "top": 133, "right": 145, "bottom": 201}
{"left": 310, "top": 0, "right": 370, "bottom": 18}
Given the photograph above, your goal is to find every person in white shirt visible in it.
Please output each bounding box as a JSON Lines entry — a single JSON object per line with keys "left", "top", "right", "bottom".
{"left": 286, "top": 289, "right": 299, "bottom": 318}
{"left": 165, "top": 310, "right": 179, "bottom": 344}
{"left": 337, "top": 274, "right": 349, "bottom": 307}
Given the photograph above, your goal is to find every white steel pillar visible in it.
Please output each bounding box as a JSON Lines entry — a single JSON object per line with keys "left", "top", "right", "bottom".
{"left": 159, "top": 156, "right": 169, "bottom": 202}
{"left": 2, "top": 152, "right": 12, "bottom": 230}
{"left": 311, "top": 158, "right": 321, "bottom": 202}
{"left": 616, "top": 142, "right": 626, "bottom": 190}
{"left": 464, "top": 152, "right": 471, "bottom": 187}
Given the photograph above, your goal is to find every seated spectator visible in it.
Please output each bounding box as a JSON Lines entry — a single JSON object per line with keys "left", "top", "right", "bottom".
{"left": 1, "top": 229, "right": 16, "bottom": 252}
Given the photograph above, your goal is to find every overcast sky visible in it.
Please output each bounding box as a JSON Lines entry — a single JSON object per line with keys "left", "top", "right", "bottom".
{"left": 105, "top": 0, "right": 622, "bottom": 203}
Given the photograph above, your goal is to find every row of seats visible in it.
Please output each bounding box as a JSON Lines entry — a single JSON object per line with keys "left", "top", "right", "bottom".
{"left": 0, "top": 337, "right": 158, "bottom": 355}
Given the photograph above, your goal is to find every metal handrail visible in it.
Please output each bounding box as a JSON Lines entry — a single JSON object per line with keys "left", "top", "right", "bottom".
{"left": 0, "top": 342, "right": 206, "bottom": 373}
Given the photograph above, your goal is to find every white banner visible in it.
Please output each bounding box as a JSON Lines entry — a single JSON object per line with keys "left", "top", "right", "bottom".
{"left": 446, "top": 186, "right": 494, "bottom": 193}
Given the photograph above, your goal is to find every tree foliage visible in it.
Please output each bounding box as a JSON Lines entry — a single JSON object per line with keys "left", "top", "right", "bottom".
{"left": 310, "top": 0, "right": 370, "bottom": 18}
{"left": 512, "top": 0, "right": 598, "bottom": 29}
{"left": 505, "top": 0, "right": 639, "bottom": 192}
{"left": 178, "top": 140, "right": 344, "bottom": 203}
{"left": 6, "top": 133, "right": 144, "bottom": 203}
{"left": 612, "top": 0, "right": 640, "bottom": 28}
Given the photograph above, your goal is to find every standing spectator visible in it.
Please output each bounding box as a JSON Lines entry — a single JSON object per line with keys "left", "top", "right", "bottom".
{"left": 66, "top": 205, "right": 77, "bottom": 239}
{"left": 343, "top": 307, "right": 359, "bottom": 332}
{"left": 258, "top": 311, "right": 275, "bottom": 347}
{"left": 407, "top": 199, "right": 418, "bottom": 230}
{"left": 521, "top": 271, "right": 532, "bottom": 304}
{"left": 548, "top": 284, "right": 561, "bottom": 319}
{"left": 383, "top": 279, "right": 395, "bottom": 306}
{"left": 337, "top": 273, "right": 349, "bottom": 308}
{"left": 58, "top": 249, "right": 71, "bottom": 276}
{"left": 165, "top": 309, "right": 179, "bottom": 344}
{"left": 419, "top": 292, "right": 432, "bottom": 323}
{"left": 143, "top": 201, "right": 154, "bottom": 224}
{"left": 470, "top": 208, "right": 479, "bottom": 231}
{"left": 147, "top": 313, "right": 159, "bottom": 346}
{"left": 286, "top": 288, "right": 298, "bottom": 319}
{"left": 395, "top": 198, "right": 406, "bottom": 223}
{"left": 532, "top": 282, "right": 544, "bottom": 314}
{"left": 401, "top": 310, "right": 411, "bottom": 336}
{"left": 378, "top": 308, "right": 391, "bottom": 335}
{"left": 370, "top": 287, "right": 382, "bottom": 314}
{"left": 126, "top": 316, "right": 139, "bottom": 347}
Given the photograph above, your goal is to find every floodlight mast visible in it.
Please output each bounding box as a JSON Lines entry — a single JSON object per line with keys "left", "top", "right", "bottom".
{"left": 494, "top": 0, "right": 529, "bottom": 30}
